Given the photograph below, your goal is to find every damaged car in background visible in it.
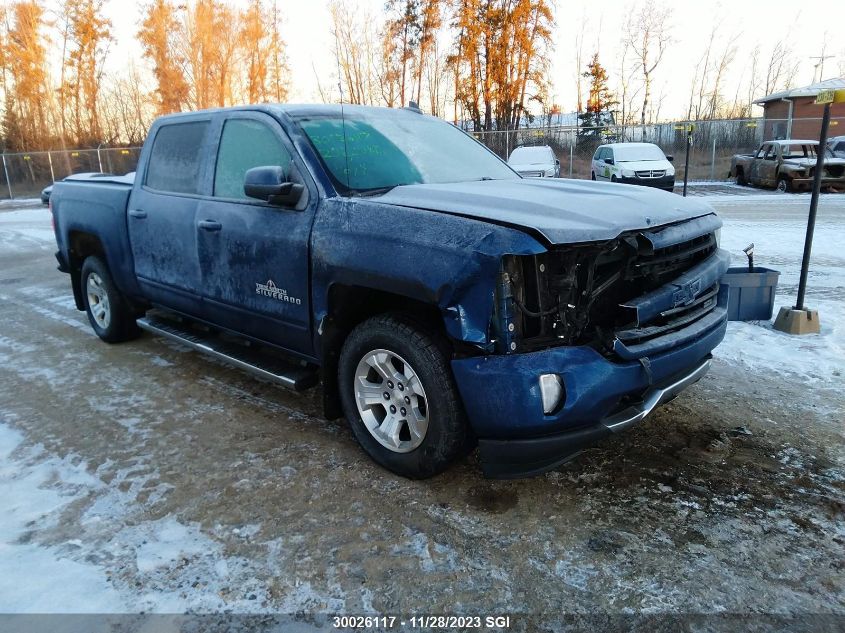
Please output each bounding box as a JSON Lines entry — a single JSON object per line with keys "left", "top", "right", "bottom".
{"left": 730, "top": 140, "right": 845, "bottom": 192}
{"left": 49, "top": 104, "right": 729, "bottom": 479}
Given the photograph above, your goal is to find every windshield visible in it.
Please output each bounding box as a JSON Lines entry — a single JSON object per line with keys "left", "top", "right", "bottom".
{"left": 613, "top": 144, "right": 667, "bottom": 162}
{"left": 295, "top": 110, "right": 518, "bottom": 194}
{"left": 509, "top": 146, "right": 552, "bottom": 164}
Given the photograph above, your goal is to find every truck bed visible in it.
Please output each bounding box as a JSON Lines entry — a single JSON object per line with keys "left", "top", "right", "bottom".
{"left": 51, "top": 176, "right": 139, "bottom": 300}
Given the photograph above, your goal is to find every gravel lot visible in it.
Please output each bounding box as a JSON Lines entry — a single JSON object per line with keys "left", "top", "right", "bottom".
{"left": 0, "top": 192, "right": 843, "bottom": 629}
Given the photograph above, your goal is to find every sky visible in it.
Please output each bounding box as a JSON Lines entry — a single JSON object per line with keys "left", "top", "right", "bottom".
{"left": 99, "top": 0, "right": 845, "bottom": 120}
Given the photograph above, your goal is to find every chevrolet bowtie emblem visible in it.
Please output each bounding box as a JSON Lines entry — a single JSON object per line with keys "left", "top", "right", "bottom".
{"left": 672, "top": 278, "right": 702, "bottom": 307}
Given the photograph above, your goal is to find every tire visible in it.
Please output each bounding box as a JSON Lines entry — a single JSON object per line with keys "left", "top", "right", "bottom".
{"left": 776, "top": 177, "right": 791, "bottom": 193}
{"left": 591, "top": 171, "right": 596, "bottom": 181}
{"left": 611, "top": 175, "right": 617, "bottom": 183}
{"left": 338, "top": 313, "right": 470, "bottom": 478}
{"left": 736, "top": 170, "right": 747, "bottom": 186}
{"left": 80, "top": 256, "right": 141, "bottom": 343}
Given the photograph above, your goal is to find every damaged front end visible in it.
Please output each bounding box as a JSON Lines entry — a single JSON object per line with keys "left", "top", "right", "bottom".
{"left": 451, "top": 213, "right": 730, "bottom": 477}
{"left": 493, "top": 214, "right": 728, "bottom": 361}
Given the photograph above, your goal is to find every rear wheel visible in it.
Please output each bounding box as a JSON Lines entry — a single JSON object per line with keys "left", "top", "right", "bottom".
{"left": 338, "top": 314, "right": 470, "bottom": 478}
{"left": 81, "top": 256, "right": 140, "bottom": 343}
{"left": 776, "top": 176, "right": 791, "bottom": 193}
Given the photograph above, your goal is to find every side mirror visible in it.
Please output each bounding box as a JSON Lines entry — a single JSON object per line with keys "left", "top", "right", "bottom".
{"left": 666, "top": 155, "right": 674, "bottom": 162}
{"left": 554, "top": 159, "right": 560, "bottom": 167}
{"left": 244, "top": 166, "right": 304, "bottom": 207}
{"left": 604, "top": 158, "right": 614, "bottom": 165}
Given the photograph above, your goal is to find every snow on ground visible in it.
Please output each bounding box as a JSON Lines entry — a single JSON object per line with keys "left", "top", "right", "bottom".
{"left": 0, "top": 194, "right": 842, "bottom": 616}
{"left": 0, "top": 413, "right": 292, "bottom": 614}
{"left": 0, "top": 421, "right": 126, "bottom": 612}
{"left": 712, "top": 193, "right": 845, "bottom": 385}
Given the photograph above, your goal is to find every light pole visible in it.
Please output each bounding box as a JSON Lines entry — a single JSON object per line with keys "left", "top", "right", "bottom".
{"left": 773, "top": 88, "right": 844, "bottom": 335}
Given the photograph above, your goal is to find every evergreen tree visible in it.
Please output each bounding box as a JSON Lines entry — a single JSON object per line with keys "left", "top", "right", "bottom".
{"left": 578, "top": 53, "right": 617, "bottom": 138}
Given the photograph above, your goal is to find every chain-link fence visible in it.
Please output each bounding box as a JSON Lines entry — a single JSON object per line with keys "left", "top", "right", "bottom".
{"left": 468, "top": 117, "right": 845, "bottom": 182}
{"left": 0, "top": 146, "right": 142, "bottom": 200}
{"left": 3, "top": 117, "right": 844, "bottom": 198}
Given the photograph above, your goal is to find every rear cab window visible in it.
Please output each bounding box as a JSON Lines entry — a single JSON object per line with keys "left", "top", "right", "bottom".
{"left": 145, "top": 121, "right": 209, "bottom": 194}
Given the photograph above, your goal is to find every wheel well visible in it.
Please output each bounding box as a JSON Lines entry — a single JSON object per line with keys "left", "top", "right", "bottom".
{"left": 67, "top": 232, "right": 106, "bottom": 310}
{"left": 319, "top": 284, "right": 446, "bottom": 420}
{"left": 735, "top": 166, "right": 744, "bottom": 175}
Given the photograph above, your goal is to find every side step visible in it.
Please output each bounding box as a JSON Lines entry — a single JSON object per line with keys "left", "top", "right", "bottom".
{"left": 137, "top": 315, "right": 319, "bottom": 391}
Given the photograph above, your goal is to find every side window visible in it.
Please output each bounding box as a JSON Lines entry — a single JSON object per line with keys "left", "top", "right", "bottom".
{"left": 765, "top": 145, "right": 778, "bottom": 160}
{"left": 146, "top": 121, "right": 209, "bottom": 194}
{"left": 593, "top": 148, "right": 602, "bottom": 160}
{"left": 836, "top": 142, "right": 845, "bottom": 152}
{"left": 606, "top": 149, "right": 614, "bottom": 162}
{"left": 755, "top": 145, "right": 767, "bottom": 159}
{"left": 214, "top": 119, "right": 292, "bottom": 200}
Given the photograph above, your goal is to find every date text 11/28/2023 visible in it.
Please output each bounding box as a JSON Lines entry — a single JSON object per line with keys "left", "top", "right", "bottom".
{"left": 332, "top": 615, "right": 512, "bottom": 629}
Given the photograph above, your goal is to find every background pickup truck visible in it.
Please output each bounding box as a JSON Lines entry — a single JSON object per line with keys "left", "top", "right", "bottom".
{"left": 730, "top": 139, "right": 845, "bottom": 192}
{"left": 51, "top": 104, "right": 730, "bottom": 479}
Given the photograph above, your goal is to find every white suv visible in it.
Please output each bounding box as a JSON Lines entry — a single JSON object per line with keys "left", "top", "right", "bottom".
{"left": 591, "top": 142, "right": 675, "bottom": 192}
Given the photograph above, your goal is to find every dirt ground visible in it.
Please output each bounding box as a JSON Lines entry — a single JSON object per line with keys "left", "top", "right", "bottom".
{"left": 0, "top": 196, "right": 843, "bottom": 629}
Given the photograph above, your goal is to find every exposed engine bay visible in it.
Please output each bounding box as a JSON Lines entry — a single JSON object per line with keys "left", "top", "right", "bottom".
{"left": 495, "top": 227, "right": 719, "bottom": 357}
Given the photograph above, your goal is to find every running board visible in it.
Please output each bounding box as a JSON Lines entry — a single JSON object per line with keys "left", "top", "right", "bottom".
{"left": 137, "top": 316, "right": 319, "bottom": 391}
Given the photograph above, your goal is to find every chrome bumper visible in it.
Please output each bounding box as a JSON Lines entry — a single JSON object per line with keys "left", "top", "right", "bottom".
{"left": 602, "top": 357, "right": 711, "bottom": 433}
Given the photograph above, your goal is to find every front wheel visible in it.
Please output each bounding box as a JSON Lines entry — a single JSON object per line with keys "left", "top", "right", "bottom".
{"left": 81, "top": 256, "right": 140, "bottom": 343}
{"left": 611, "top": 175, "right": 618, "bottom": 183}
{"left": 338, "top": 314, "right": 470, "bottom": 478}
{"left": 591, "top": 171, "right": 596, "bottom": 181}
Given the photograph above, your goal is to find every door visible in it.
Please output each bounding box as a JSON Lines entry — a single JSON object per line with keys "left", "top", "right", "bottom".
{"left": 758, "top": 144, "right": 780, "bottom": 186}
{"left": 128, "top": 118, "right": 212, "bottom": 314}
{"left": 749, "top": 144, "right": 772, "bottom": 186}
{"left": 195, "top": 113, "right": 315, "bottom": 355}
{"left": 601, "top": 148, "right": 615, "bottom": 180}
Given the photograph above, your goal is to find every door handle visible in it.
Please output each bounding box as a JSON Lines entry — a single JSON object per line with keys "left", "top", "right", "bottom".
{"left": 128, "top": 209, "right": 147, "bottom": 219}
{"left": 198, "top": 220, "right": 222, "bottom": 232}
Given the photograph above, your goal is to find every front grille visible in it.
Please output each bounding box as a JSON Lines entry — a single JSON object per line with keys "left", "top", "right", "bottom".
{"left": 615, "top": 282, "right": 719, "bottom": 345}
{"left": 632, "top": 232, "right": 716, "bottom": 283}
{"left": 635, "top": 169, "right": 666, "bottom": 178}
{"left": 500, "top": 229, "right": 719, "bottom": 355}
{"left": 519, "top": 170, "right": 543, "bottom": 178}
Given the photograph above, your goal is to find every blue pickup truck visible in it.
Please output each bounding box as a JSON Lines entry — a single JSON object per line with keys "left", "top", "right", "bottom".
{"left": 50, "top": 104, "right": 730, "bottom": 479}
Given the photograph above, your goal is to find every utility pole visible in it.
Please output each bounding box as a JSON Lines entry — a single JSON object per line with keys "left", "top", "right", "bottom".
{"left": 810, "top": 54, "right": 833, "bottom": 82}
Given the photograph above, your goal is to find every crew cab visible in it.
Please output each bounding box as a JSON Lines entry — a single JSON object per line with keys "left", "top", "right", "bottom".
{"left": 50, "top": 105, "right": 730, "bottom": 479}
{"left": 730, "top": 140, "right": 845, "bottom": 192}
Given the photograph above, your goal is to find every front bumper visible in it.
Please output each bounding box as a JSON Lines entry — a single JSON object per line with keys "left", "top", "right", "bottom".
{"left": 476, "top": 357, "right": 711, "bottom": 478}
{"left": 788, "top": 176, "right": 845, "bottom": 191}
{"left": 617, "top": 174, "right": 676, "bottom": 190}
{"left": 451, "top": 289, "right": 728, "bottom": 478}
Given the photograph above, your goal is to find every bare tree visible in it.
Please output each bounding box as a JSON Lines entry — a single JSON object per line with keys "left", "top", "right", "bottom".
{"left": 625, "top": 0, "right": 672, "bottom": 125}
{"left": 573, "top": 8, "right": 587, "bottom": 113}
{"left": 763, "top": 41, "right": 799, "bottom": 96}
{"left": 329, "top": 0, "right": 379, "bottom": 105}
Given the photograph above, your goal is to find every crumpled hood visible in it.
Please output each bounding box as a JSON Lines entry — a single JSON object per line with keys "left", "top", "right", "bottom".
{"left": 377, "top": 178, "right": 717, "bottom": 244}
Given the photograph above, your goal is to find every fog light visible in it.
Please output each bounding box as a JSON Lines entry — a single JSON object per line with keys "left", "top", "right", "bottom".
{"left": 539, "top": 373, "right": 564, "bottom": 414}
